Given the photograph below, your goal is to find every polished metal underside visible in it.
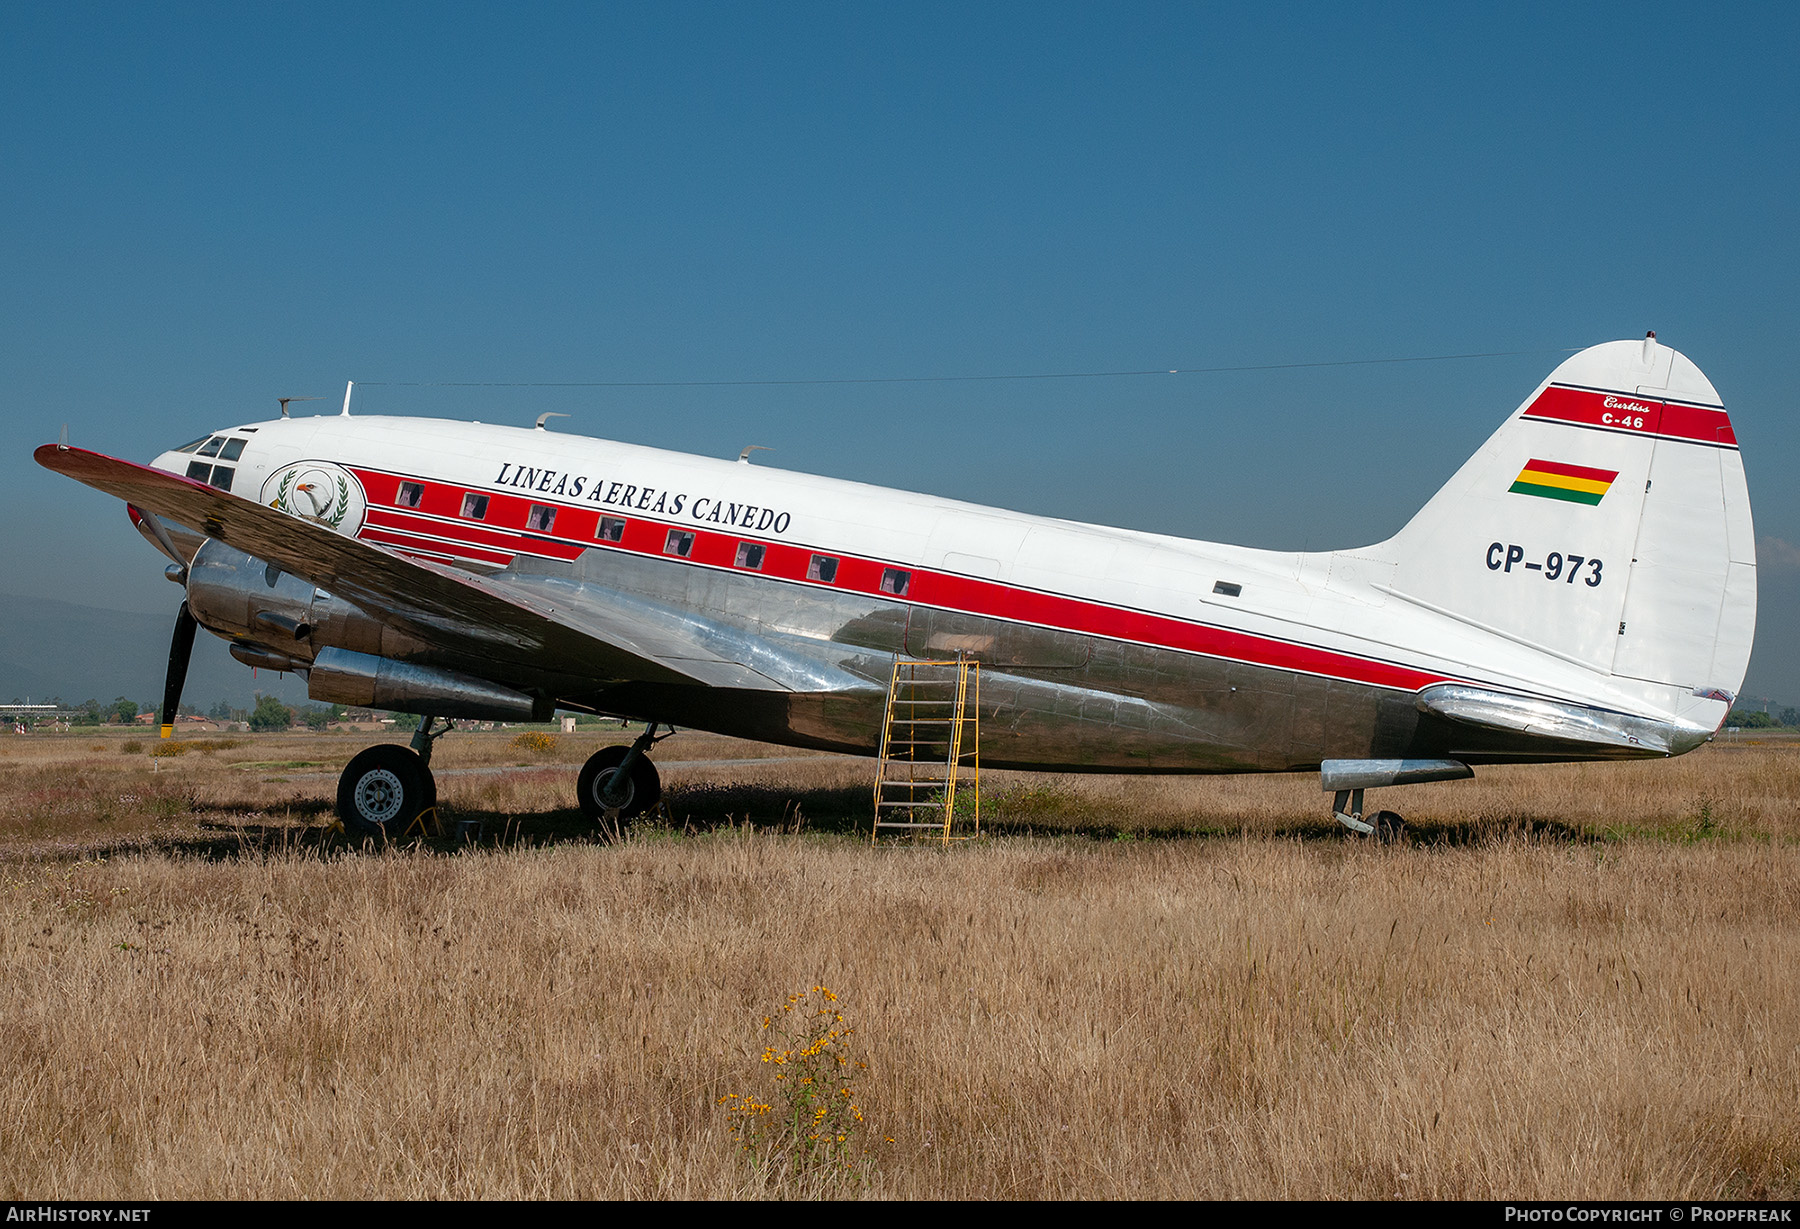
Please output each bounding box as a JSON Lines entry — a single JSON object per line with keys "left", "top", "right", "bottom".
{"left": 477, "top": 548, "right": 1677, "bottom": 772}
{"left": 161, "top": 517, "right": 1689, "bottom": 773}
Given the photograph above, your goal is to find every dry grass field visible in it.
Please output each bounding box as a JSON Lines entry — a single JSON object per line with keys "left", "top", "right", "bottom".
{"left": 1, "top": 724, "right": 1796, "bottom": 1198}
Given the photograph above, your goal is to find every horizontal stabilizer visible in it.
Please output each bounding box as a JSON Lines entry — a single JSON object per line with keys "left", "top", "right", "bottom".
{"left": 1416, "top": 683, "right": 1707, "bottom": 756}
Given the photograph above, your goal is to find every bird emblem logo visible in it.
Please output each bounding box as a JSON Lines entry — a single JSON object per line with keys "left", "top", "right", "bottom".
{"left": 262, "top": 462, "right": 366, "bottom": 533}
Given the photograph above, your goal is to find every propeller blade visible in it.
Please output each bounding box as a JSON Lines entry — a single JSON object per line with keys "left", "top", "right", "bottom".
{"left": 128, "top": 504, "right": 190, "bottom": 576}
{"left": 161, "top": 602, "right": 197, "bottom": 739}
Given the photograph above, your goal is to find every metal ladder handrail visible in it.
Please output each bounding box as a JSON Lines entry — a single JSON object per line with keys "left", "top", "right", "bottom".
{"left": 872, "top": 657, "right": 980, "bottom": 845}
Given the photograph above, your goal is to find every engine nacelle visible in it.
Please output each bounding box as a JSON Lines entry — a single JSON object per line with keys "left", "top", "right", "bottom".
{"left": 185, "top": 539, "right": 427, "bottom": 662}
{"left": 305, "top": 647, "right": 544, "bottom": 721}
{"left": 186, "top": 540, "right": 544, "bottom": 720}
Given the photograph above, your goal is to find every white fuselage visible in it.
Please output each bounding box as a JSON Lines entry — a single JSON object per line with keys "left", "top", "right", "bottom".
{"left": 153, "top": 406, "right": 1710, "bottom": 770}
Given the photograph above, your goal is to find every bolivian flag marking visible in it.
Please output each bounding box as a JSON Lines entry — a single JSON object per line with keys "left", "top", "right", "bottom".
{"left": 1509, "top": 458, "right": 1618, "bottom": 505}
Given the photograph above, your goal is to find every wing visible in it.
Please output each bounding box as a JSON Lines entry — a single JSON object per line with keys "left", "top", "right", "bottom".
{"left": 35, "top": 445, "right": 821, "bottom": 692}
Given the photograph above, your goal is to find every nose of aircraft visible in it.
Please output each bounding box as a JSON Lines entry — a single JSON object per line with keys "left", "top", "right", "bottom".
{"left": 150, "top": 448, "right": 189, "bottom": 476}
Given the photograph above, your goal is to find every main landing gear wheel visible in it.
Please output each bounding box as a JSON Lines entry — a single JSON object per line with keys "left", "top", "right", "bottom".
{"left": 1331, "top": 788, "right": 1405, "bottom": 842}
{"left": 337, "top": 744, "right": 437, "bottom": 839}
{"left": 578, "top": 745, "right": 662, "bottom": 823}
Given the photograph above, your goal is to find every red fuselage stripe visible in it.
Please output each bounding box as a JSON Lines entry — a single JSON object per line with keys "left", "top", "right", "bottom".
{"left": 348, "top": 466, "right": 1456, "bottom": 693}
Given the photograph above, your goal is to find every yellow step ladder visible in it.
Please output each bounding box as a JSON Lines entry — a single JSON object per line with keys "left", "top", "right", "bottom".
{"left": 872, "top": 658, "right": 979, "bottom": 844}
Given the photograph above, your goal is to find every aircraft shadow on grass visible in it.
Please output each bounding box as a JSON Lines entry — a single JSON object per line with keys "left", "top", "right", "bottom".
{"left": 117, "top": 781, "right": 1598, "bottom": 861}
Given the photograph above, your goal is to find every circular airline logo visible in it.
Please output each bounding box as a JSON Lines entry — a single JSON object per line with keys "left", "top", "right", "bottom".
{"left": 262, "top": 461, "right": 366, "bottom": 534}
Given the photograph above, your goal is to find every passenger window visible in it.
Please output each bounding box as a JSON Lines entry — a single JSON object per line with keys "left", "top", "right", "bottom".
{"left": 527, "top": 504, "right": 557, "bottom": 533}
{"left": 209, "top": 467, "right": 234, "bottom": 492}
{"left": 186, "top": 461, "right": 211, "bottom": 482}
{"left": 807, "top": 554, "right": 838, "bottom": 583}
{"left": 396, "top": 482, "right": 424, "bottom": 508}
{"left": 219, "top": 438, "right": 247, "bottom": 462}
{"left": 664, "top": 529, "right": 695, "bottom": 558}
{"left": 197, "top": 437, "right": 224, "bottom": 458}
{"left": 597, "top": 516, "right": 626, "bottom": 543}
{"left": 735, "top": 542, "right": 765, "bottom": 570}
{"left": 460, "top": 493, "right": 490, "bottom": 520}
{"left": 880, "top": 568, "right": 911, "bottom": 596}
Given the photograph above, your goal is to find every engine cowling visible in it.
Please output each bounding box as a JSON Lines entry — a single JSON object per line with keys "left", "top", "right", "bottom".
{"left": 185, "top": 539, "right": 543, "bottom": 720}
{"left": 184, "top": 538, "right": 428, "bottom": 662}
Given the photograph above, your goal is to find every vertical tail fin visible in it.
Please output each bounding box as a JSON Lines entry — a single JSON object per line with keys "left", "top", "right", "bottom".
{"left": 1382, "top": 337, "right": 1755, "bottom": 722}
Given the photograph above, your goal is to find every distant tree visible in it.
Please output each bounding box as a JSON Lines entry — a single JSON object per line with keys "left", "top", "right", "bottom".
{"left": 301, "top": 705, "right": 332, "bottom": 730}
{"left": 1726, "top": 708, "right": 1779, "bottom": 729}
{"left": 248, "top": 696, "right": 293, "bottom": 732}
{"left": 111, "top": 697, "right": 138, "bottom": 725}
{"left": 1781, "top": 708, "right": 1799, "bottom": 729}
{"left": 207, "top": 699, "right": 232, "bottom": 721}
{"left": 388, "top": 712, "right": 421, "bottom": 732}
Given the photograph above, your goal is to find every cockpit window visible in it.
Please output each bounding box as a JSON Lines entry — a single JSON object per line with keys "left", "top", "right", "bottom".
{"left": 219, "top": 438, "right": 247, "bottom": 462}
{"left": 173, "top": 436, "right": 210, "bottom": 454}
{"left": 197, "top": 437, "right": 225, "bottom": 458}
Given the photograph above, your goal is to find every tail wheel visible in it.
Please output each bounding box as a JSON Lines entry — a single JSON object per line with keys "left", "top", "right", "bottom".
{"left": 337, "top": 744, "right": 436, "bottom": 839}
{"left": 577, "top": 746, "right": 662, "bottom": 823}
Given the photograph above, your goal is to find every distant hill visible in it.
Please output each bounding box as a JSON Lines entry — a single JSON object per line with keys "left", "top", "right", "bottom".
{"left": 0, "top": 592, "right": 310, "bottom": 710}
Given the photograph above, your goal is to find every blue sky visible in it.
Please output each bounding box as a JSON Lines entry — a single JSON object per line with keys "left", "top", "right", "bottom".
{"left": 3, "top": 2, "right": 1797, "bottom": 705}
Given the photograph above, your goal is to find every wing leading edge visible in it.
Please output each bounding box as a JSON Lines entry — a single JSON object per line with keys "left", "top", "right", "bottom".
{"left": 34, "top": 445, "right": 813, "bottom": 694}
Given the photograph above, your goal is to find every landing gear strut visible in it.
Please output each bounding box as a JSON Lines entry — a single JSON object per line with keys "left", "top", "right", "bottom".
{"left": 1321, "top": 760, "right": 1464, "bottom": 842}
{"left": 1331, "top": 789, "right": 1404, "bottom": 841}
{"left": 336, "top": 715, "right": 446, "bottom": 838}
{"left": 577, "top": 722, "right": 669, "bottom": 824}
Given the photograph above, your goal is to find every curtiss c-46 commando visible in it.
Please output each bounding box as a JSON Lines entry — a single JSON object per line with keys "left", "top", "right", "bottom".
{"left": 37, "top": 335, "right": 1755, "bottom": 836}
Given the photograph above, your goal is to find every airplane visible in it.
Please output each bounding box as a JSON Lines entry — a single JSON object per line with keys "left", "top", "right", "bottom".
{"left": 35, "top": 334, "right": 1754, "bottom": 838}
